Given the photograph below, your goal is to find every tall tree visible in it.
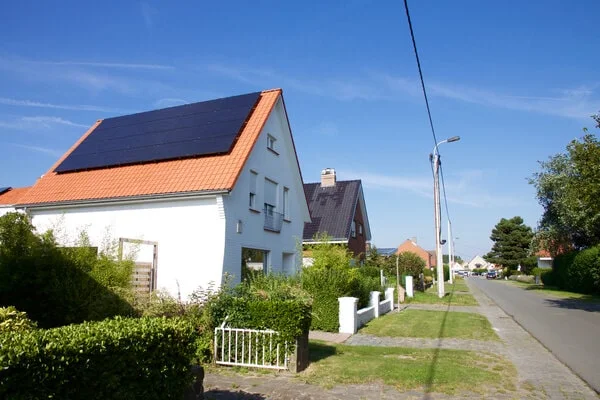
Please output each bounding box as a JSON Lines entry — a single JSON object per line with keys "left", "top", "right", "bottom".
{"left": 529, "top": 114, "right": 600, "bottom": 250}
{"left": 484, "top": 217, "right": 533, "bottom": 269}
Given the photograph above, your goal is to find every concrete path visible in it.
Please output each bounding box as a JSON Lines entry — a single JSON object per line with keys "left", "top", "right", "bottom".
{"left": 468, "top": 278, "right": 598, "bottom": 399}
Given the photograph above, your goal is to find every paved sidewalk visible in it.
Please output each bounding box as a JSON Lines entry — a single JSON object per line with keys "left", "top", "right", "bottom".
{"left": 467, "top": 279, "right": 598, "bottom": 399}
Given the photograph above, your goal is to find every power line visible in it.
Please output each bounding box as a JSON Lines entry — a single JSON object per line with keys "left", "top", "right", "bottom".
{"left": 403, "top": 0, "right": 439, "bottom": 150}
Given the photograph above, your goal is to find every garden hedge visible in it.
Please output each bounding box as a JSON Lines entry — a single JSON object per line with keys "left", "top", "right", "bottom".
{"left": 0, "top": 316, "right": 196, "bottom": 400}
{"left": 553, "top": 246, "right": 600, "bottom": 294}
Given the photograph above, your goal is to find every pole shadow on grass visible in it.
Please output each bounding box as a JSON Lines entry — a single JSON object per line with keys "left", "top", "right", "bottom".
{"left": 423, "top": 287, "right": 453, "bottom": 399}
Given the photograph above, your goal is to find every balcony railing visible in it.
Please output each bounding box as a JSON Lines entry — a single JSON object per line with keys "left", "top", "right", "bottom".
{"left": 264, "top": 208, "right": 284, "bottom": 233}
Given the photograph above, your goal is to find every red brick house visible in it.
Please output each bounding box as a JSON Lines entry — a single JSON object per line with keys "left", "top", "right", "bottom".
{"left": 396, "top": 238, "right": 436, "bottom": 268}
{"left": 302, "top": 169, "right": 371, "bottom": 259}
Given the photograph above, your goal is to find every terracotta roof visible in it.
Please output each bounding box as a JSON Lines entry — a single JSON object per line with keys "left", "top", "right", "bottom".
{"left": 0, "top": 187, "right": 31, "bottom": 206}
{"left": 303, "top": 180, "right": 361, "bottom": 241}
{"left": 18, "top": 89, "right": 281, "bottom": 206}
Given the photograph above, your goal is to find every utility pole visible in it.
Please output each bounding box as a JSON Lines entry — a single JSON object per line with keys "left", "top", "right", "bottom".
{"left": 396, "top": 254, "right": 400, "bottom": 310}
{"left": 448, "top": 220, "right": 453, "bottom": 284}
{"left": 431, "top": 136, "right": 460, "bottom": 299}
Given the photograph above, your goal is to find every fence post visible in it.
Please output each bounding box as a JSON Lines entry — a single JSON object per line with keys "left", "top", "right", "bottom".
{"left": 369, "top": 291, "right": 381, "bottom": 318}
{"left": 338, "top": 297, "right": 358, "bottom": 334}
{"left": 385, "top": 287, "right": 395, "bottom": 312}
{"left": 405, "top": 276, "right": 414, "bottom": 298}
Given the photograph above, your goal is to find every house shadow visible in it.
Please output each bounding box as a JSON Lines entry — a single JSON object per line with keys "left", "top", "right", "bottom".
{"left": 308, "top": 341, "right": 337, "bottom": 362}
{"left": 543, "top": 297, "right": 600, "bottom": 313}
{"left": 203, "top": 389, "right": 267, "bottom": 400}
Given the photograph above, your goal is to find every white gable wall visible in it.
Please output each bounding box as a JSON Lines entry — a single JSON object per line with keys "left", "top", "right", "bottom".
{"left": 222, "top": 97, "right": 309, "bottom": 284}
{"left": 28, "top": 196, "right": 226, "bottom": 299}
{"left": 0, "top": 206, "right": 18, "bottom": 217}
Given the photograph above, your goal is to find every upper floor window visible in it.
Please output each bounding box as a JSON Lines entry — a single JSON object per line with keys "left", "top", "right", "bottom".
{"left": 249, "top": 170, "right": 258, "bottom": 210}
{"left": 267, "top": 134, "right": 277, "bottom": 154}
{"left": 283, "top": 187, "right": 290, "bottom": 221}
{"left": 358, "top": 223, "right": 363, "bottom": 236}
{"left": 351, "top": 221, "right": 356, "bottom": 238}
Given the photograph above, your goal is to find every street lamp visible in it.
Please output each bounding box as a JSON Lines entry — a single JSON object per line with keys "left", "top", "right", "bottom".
{"left": 431, "top": 136, "right": 460, "bottom": 298}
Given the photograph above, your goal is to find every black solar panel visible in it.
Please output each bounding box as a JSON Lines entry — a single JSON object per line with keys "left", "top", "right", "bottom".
{"left": 0, "top": 187, "right": 11, "bottom": 195}
{"left": 55, "top": 92, "right": 262, "bottom": 173}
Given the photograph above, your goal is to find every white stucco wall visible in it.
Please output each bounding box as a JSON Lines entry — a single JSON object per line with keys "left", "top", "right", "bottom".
{"left": 28, "top": 196, "right": 226, "bottom": 298}
{"left": 222, "top": 97, "right": 308, "bottom": 284}
{"left": 0, "top": 206, "right": 17, "bottom": 217}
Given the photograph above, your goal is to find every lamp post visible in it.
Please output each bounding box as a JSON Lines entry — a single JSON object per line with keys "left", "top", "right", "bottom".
{"left": 448, "top": 220, "right": 453, "bottom": 284}
{"left": 431, "top": 136, "right": 460, "bottom": 298}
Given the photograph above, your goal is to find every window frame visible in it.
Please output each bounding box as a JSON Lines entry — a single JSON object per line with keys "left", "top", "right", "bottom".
{"left": 283, "top": 186, "right": 290, "bottom": 221}
{"left": 351, "top": 220, "right": 356, "bottom": 238}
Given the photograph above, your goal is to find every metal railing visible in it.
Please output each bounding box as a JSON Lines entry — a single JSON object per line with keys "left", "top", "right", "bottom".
{"left": 214, "top": 319, "right": 288, "bottom": 370}
{"left": 263, "top": 208, "right": 284, "bottom": 232}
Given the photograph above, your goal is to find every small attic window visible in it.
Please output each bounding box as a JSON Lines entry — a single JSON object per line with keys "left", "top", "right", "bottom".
{"left": 267, "top": 134, "right": 278, "bottom": 154}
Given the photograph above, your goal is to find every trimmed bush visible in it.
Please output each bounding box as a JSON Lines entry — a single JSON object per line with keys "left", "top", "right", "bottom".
{"left": 553, "top": 246, "right": 600, "bottom": 294}
{"left": 0, "top": 307, "right": 37, "bottom": 333}
{"left": 540, "top": 269, "right": 556, "bottom": 286}
{"left": 0, "top": 316, "right": 196, "bottom": 399}
{"left": 516, "top": 275, "right": 535, "bottom": 283}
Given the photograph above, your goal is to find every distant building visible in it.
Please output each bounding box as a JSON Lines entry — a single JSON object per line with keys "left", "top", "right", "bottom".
{"left": 396, "top": 238, "right": 436, "bottom": 268}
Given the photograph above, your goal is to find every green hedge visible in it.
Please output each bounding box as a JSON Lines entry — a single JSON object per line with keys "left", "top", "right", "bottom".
{"left": 0, "top": 316, "right": 196, "bottom": 399}
{"left": 553, "top": 246, "right": 600, "bottom": 294}
{"left": 540, "top": 269, "right": 556, "bottom": 286}
{"left": 0, "top": 306, "right": 37, "bottom": 333}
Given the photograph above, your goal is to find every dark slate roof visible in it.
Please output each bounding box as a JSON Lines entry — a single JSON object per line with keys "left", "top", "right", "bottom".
{"left": 303, "top": 180, "right": 361, "bottom": 241}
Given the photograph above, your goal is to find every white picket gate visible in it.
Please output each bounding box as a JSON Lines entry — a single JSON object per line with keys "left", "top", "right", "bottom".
{"left": 214, "top": 319, "right": 289, "bottom": 370}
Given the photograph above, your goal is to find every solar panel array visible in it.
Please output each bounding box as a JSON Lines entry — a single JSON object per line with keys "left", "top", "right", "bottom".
{"left": 0, "top": 187, "right": 11, "bottom": 195}
{"left": 55, "top": 92, "right": 262, "bottom": 173}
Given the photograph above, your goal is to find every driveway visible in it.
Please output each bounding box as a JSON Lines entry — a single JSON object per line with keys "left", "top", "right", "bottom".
{"left": 469, "top": 277, "right": 600, "bottom": 394}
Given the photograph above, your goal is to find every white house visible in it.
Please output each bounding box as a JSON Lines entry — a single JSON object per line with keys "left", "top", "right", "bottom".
{"left": 0, "top": 187, "right": 29, "bottom": 217}
{"left": 466, "top": 255, "right": 491, "bottom": 270}
{"left": 16, "top": 89, "right": 310, "bottom": 298}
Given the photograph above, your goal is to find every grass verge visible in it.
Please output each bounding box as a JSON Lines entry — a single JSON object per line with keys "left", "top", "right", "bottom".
{"left": 406, "top": 282, "right": 478, "bottom": 306}
{"left": 501, "top": 280, "right": 600, "bottom": 302}
{"left": 361, "top": 309, "right": 499, "bottom": 341}
{"left": 301, "top": 341, "right": 516, "bottom": 395}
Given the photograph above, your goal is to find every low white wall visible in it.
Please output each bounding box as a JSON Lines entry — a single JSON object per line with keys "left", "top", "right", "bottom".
{"left": 338, "top": 287, "right": 395, "bottom": 334}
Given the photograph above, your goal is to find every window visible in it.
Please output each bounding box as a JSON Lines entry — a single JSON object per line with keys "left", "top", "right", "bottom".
{"left": 358, "top": 223, "right": 363, "bottom": 236}
{"left": 249, "top": 171, "right": 258, "bottom": 210}
{"left": 351, "top": 221, "right": 356, "bottom": 238}
{"left": 264, "top": 178, "right": 277, "bottom": 211}
{"left": 283, "top": 187, "right": 290, "bottom": 220}
{"left": 267, "top": 134, "right": 277, "bottom": 153}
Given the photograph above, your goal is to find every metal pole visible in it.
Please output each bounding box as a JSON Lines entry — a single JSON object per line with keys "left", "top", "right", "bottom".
{"left": 434, "top": 153, "right": 444, "bottom": 298}
{"left": 448, "top": 220, "right": 453, "bottom": 284}
{"left": 396, "top": 254, "right": 400, "bottom": 310}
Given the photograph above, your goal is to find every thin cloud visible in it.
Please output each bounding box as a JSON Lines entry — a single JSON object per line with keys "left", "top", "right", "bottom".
{"left": 341, "top": 169, "right": 524, "bottom": 208}
{"left": 38, "top": 61, "right": 174, "bottom": 70}
{"left": 0, "top": 116, "right": 89, "bottom": 130}
{"left": 0, "top": 97, "right": 124, "bottom": 113}
{"left": 10, "top": 143, "right": 63, "bottom": 157}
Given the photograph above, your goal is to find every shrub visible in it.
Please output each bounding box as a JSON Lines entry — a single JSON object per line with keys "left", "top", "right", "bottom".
{"left": 0, "top": 306, "right": 37, "bottom": 333}
{"left": 0, "top": 316, "right": 196, "bottom": 399}
{"left": 540, "top": 269, "right": 556, "bottom": 286}
{"left": 0, "top": 212, "right": 134, "bottom": 328}
{"left": 516, "top": 275, "right": 535, "bottom": 283}
{"left": 553, "top": 246, "right": 600, "bottom": 294}
{"left": 301, "top": 267, "right": 349, "bottom": 332}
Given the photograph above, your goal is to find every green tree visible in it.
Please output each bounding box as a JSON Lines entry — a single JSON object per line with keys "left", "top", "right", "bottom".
{"left": 530, "top": 115, "right": 600, "bottom": 250}
{"left": 397, "top": 251, "right": 426, "bottom": 277}
{"left": 484, "top": 217, "right": 534, "bottom": 270}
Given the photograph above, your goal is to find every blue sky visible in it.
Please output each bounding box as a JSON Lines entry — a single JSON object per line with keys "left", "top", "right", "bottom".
{"left": 1, "top": 0, "right": 599, "bottom": 260}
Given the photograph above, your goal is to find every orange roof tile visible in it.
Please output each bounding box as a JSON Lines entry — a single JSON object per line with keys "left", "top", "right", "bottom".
{"left": 0, "top": 187, "right": 31, "bottom": 205}
{"left": 18, "top": 89, "right": 281, "bottom": 205}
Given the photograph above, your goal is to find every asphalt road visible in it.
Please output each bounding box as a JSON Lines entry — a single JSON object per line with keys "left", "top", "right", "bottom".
{"left": 469, "top": 277, "right": 600, "bottom": 394}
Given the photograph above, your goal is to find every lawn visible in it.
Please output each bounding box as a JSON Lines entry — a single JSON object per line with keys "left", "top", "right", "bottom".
{"left": 405, "top": 281, "right": 478, "bottom": 306}
{"left": 502, "top": 280, "right": 600, "bottom": 302}
{"left": 361, "top": 309, "right": 499, "bottom": 341}
{"left": 301, "top": 341, "right": 516, "bottom": 395}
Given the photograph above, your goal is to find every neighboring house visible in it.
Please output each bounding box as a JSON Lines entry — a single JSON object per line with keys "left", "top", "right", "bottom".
{"left": 302, "top": 169, "right": 371, "bottom": 259}
{"left": 0, "top": 187, "right": 30, "bottom": 217}
{"left": 396, "top": 238, "right": 436, "bottom": 268}
{"left": 466, "top": 255, "right": 491, "bottom": 270}
{"left": 15, "top": 89, "right": 310, "bottom": 298}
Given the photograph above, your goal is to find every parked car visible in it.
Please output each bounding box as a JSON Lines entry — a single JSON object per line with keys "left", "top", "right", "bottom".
{"left": 486, "top": 271, "right": 497, "bottom": 279}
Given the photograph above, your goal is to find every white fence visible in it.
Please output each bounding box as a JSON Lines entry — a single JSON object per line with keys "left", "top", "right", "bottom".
{"left": 339, "top": 287, "right": 395, "bottom": 334}
{"left": 214, "top": 320, "right": 288, "bottom": 370}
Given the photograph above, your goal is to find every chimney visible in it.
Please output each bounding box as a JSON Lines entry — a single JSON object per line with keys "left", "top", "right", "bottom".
{"left": 410, "top": 236, "right": 417, "bottom": 244}
{"left": 321, "top": 168, "right": 336, "bottom": 187}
